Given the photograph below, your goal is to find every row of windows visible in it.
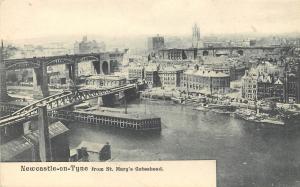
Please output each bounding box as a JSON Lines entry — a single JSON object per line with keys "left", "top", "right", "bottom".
{"left": 182, "top": 76, "right": 229, "bottom": 82}
{"left": 181, "top": 80, "right": 229, "bottom": 87}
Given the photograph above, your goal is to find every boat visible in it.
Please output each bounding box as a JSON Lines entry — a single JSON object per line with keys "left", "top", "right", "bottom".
{"left": 194, "top": 103, "right": 210, "bottom": 112}
{"left": 260, "top": 119, "right": 285, "bottom": 125}
{"left": 233, "top": 109, "right": 285, "bottom": 126}
{"left": 171, "top": 96, "right": 184, "bottom": 104}
{"left": 210, "top": 108, "right": 235, "bottom": 115}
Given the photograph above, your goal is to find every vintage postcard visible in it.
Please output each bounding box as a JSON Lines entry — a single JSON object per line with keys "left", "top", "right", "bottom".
{"left": 0, "top": 0, "right": 299, "bottom": 186}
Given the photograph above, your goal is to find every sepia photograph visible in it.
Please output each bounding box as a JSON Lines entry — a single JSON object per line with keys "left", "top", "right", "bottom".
{"left": 0, "top": 0, "right": 300, "bottom": 186}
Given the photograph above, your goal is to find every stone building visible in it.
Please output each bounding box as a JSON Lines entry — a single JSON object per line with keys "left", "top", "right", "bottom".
{"left": 204, "top": 65, "right": 246, "bottom": 81}
{"left": 148, "top": 35, "right": 165, "bottom": 53}
{"left": 241, "top": 62, "right": 285, "bottom": 101}
{"left": 85, "top": 75, "right": 126, "bottom": 88}
{"left": 274, "top": 78, "right": 284, "bottom": 102}
{"left": 241, "top": 67, "right": 292, "bottom": 103}
{"left": 158, "top": 48, "right": 197, "bottom": 61}
{"left": 181, "top": 68, "right": 230, "bottom": 94}
{"left": 128, "top": 65, "right": 144, "bottom": 81}
{"left": 158, "top": 67, "right": 183, "bottom": 89}
{"left": 144, "top": 66, "right": 160, "bottom": 88}
{"left": 257, "top": 74, "right": 274, "bottom": 100}
{"left": 74, "top": 36, "right": 105, "bottom": 54}
{"left": 241, "top": 69, "right": 258, "bottom": 100}
{"left": 285, "top": 73, "right": 297, "bottom": 103}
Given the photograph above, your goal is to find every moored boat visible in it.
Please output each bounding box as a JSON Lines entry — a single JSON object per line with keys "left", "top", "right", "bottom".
{"left": 233, "top": 109, "right": 285, "bottom": 126}
{"left": 194, "top": 103, "right": 210, "bottom": 112}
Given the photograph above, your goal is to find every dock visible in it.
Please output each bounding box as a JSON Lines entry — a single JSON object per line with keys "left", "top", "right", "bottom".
{"left": 49, "top": 110, "right": 161, "bottom": 132}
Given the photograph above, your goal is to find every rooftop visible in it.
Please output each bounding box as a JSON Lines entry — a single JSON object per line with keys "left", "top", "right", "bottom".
{"left": 24, "top": 121, "right": 69, "bottom": 144}
{"left": 258, "top": 75, "right": 273, "bottom": 83}
{"left": 0, "top": 137, "right": 33, "bottom": 161}
{"left": 75, "top": 141, "right": 107, "bottom": 153}
{"left": 184, "top": 69, "right": 229, "bottom": 78}
{"left": 274, "top": 79, "right": 283, "bottom": 85}
{"left": 160, "top": 66, "right": 184, "bottom": 72}
{"left": 87, "top": 75, "right": 126, "bottom": 80}
{"left": 75, "top": 109, "right": 159, "bottom": 120}
{"left": 0, "top": 121, "right": 69, "bottom": 161}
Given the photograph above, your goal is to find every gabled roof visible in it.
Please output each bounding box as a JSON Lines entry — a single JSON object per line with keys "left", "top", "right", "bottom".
{"left": 258, "top": 75, "right": 272, "bottom": 83}
{"left": 75, "top": 141, "right": 106, "bottom": 153}
{"left": 25, "top": 121, "right": 69, "bottom": 144}
{"left": 274, "top": 78, "right": 283, "bottom": 85}
{"left": 1, "top": 121, "right": 69, "bottom": 161}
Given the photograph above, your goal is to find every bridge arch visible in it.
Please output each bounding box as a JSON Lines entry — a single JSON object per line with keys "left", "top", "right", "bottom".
{"left": 237, "top": 50, "right": 244, "bottom": 56}
{"left": 6, "top": 61, "right": 40, "bottom": 70}
{"left": 102, "top": 61, "right": 109, "bottom": 75}
{"left": 92, "top": 61, "right": 101, "bottom": 74}
{"left": 0, "top": 84, "right": 136, "bottom": 126}
{"left": 79, "top": 56, "right": 99, "bottom": 62}
{"left": 46, "top": 58, "right": 74, "bottom": 66}
{"left": 203, "top": 50, "right": 209, "bottom": 56}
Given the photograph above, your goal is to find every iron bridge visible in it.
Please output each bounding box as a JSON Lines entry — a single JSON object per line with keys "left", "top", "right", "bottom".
{"left": 0, "top": 84, "right": 137, "bottom": 127}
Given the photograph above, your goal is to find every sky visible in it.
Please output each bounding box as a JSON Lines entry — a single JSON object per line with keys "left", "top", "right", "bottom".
{"left": 0, "top": 0, "right": 300, "bottom": 41}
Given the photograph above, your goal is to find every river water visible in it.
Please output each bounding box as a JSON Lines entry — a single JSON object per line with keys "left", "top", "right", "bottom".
{"left": 67, "top": 99, "right": 300, "bottom": 187}
{"left": 5, "top": 88, "right": 299, "bottom": 186}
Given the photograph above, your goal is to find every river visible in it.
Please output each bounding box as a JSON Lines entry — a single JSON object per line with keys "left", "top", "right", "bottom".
{"left": 67, "top": 99, "right": 300, "bottom": 187}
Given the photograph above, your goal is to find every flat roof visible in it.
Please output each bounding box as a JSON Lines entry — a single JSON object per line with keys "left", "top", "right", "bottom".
{"left": 184, "top": 69, "right": 229, "bottom": 78}
{"left": 87, "top": 75, "right": 126, "bottom": 80}
{"left": 74, "top": 109, "right": 159, "bottom": 120}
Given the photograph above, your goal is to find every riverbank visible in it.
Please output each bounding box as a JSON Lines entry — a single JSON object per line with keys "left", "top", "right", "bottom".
{"left": 140, "top": 88, "right": 300, "bottom": 127}
{"left": 68, "top": 99, "right": 300, "bottom": 186}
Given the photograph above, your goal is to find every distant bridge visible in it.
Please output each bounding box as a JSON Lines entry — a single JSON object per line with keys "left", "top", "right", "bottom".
{"left": 0, "top": 51, "right": 125, "bottom": 100}
{"left": 158, "top": 46, "right": 296, "bottom": 60}
{"left": 3, "top": 52, "right": 124, "bottom": 71}
{"left": 0, "top": 84, "right": 137, "bottom": 127}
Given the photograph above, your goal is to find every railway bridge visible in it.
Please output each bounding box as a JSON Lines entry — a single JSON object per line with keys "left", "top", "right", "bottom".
{"left": 0, "top": 84, "right": 138, "bottom": 143}
{"left": 0, "top": 42, "right": 126, "bottom": 100}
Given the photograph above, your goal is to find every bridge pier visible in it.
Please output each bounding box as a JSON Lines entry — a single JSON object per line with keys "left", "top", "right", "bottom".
{"left": 93, "top": 60, "right": 111, "bottom": 75}
{"left": 101, "top": 93, "right": 116, "bottom": 107}
{"left": 0, "top": 42, "right": 8, "bottom": 102}
{"left": 37, "top": 104, "right": 52, "bottom": 162}
{"left": 65, "top": 63, "right": 78, "bottom": 84}
{"left": 33, "top": 64, "right": 49, "bottom": 99}
{"left": 124, "top": 87, "right": 138, "bottom": 102}
{"left": 100, "top": 60, "right": 110, "bottom": 75}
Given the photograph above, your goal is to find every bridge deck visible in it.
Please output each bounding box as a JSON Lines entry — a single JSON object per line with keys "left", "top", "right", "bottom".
{"left": 0, "top": 84, "right": 137, "bottom": 127}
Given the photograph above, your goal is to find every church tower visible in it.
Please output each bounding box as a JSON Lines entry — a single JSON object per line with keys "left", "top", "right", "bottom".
{"left": 192, "top": 24, "right": 201, "bottom": 48}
